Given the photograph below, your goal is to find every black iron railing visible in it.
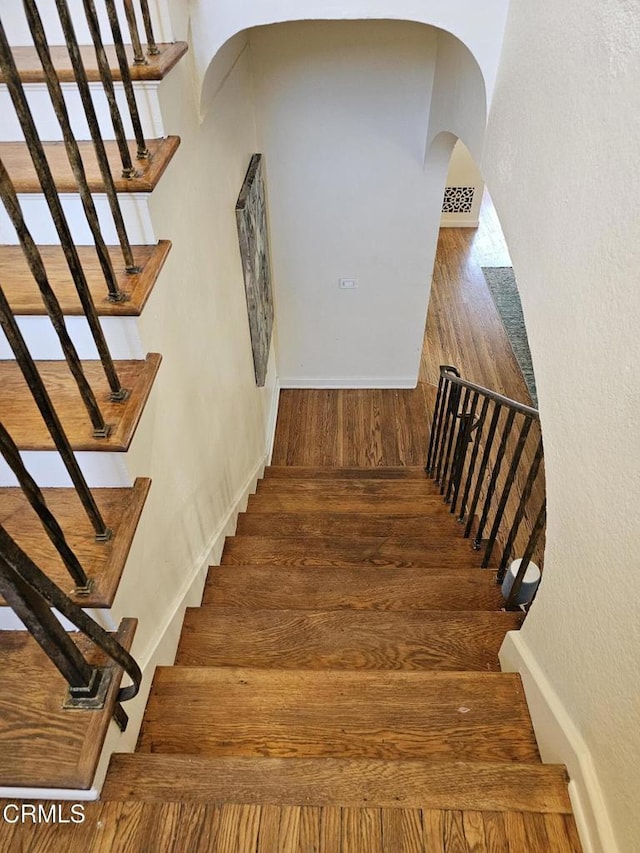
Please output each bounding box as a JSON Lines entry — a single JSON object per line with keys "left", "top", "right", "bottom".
{"left": 427, "top": 366, "right": 546, "bottom": 610}
{"left": 0, "top": 0, "right": 163, "bottom": 715}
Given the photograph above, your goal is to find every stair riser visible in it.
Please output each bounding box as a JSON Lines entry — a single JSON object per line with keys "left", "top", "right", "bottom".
{"left": 0, "top": 607, "right": 116, "bottom": 631}
{"left": 2, "top": 2, "right": 172, "bottom": 47}
{"left": 0, "top": 192, "right": 156, "bottom": 245}
{"left": 0, "top": 449, "right": 135, "bottom": 489}
{"left": 0, "top": 315, "right": 143, "bottom": 361}
{"left": 0, "top": 82, "right": 164, "bottom": 143}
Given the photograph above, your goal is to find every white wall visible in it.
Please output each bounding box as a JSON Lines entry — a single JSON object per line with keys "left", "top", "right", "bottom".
{"left": 484, "top": 2, "right": 640, "bottom": 851}
{"left": 106, "top": 15, "right": 278, "bottom": 693}
{"left": 189, "top": 0, "right": 510, "bottom": 116}
{"left": 250, "top": 20, "right": 437, "bottom": 386}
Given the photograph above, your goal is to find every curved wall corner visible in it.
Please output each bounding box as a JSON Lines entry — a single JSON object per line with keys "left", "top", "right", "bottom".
{"left": 190, "top": 0, "right": 509, "bottom": 119}
{"left": 425, "top": 31, "right": 487, "bottom": 165}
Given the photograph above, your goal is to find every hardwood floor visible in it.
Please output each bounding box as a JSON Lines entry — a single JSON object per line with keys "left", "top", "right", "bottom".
{"left": 272, "top": 387, "right": 432, "bottom": 467}
{"left": 1, "top": 801, "right": 581, "bottom": 852}
{"left": 272, "top": 192, "right": 531, "bottom": 468}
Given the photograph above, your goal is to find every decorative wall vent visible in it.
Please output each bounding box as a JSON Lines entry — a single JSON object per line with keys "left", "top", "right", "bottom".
{"left": 442, "top": 186, "right": 475, "bottom": 214}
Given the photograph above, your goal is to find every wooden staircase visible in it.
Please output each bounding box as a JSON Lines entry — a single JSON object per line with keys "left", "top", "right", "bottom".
{"left": 96, "top": 466, "right": 581, "bottom": 851}
{"left": 0, "top": 13, "right": 581, "bottom": 848}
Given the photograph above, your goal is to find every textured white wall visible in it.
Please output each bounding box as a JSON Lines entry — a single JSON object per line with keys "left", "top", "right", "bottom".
{"left": 250, "top": 20, "right": 437, "bottom": 385}
{"left": 484, "top": 2, "right": 640, "bottom": 850}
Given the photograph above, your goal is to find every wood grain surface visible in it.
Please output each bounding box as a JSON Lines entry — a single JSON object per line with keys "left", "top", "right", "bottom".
{"left": 0, "top": 801, "right": 581, "bottom": 851}
{"left": 202, "top": 566, "right": 505, "bottom": 612}
{"left": 3, "top": 42, "right": 188, "bottom": 84}
{"left": 138, "top": 667, "right": 540, "bottom": 763}
{"left": 0, "top": 478, "right": 150, "bottom": 607}
{"left": 0, "top": 619, "right": 135, "bottom": 788}
{"left": 221, "top": 535, "right": 483, "bottom": 569}
{"left": 0, "top": 353, "right": 161, "bottom": 450}
{"left": 1, "top": 241, "right": 171, "bottom": 316}
{"left": 1, "top": 136, "right": 180, "bottom": 193}
{"left": 235, "top": 510, "right": 480, "bottom": 538}
{"left": 176, "top": 609, "right": 523, "bottom": 670}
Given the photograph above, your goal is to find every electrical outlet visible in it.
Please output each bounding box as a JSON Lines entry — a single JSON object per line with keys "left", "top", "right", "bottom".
{"left": 339, "top": 278, "right": 358, "bottom": 289}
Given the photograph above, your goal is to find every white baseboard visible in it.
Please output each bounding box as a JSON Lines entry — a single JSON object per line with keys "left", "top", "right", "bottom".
{"left": 440, "top": 217, "right": 480, "bottom": 228}
{"left": 500, "top": 631, "right": 619, "bottom": 853}
{"left": 266, "top": 379, "right": 281, "bottom": 465}
{"left": 279, "top": 377, "right": 417, "bottom": 389}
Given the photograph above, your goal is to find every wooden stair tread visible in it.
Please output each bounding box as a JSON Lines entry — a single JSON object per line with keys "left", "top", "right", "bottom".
{"left": 256, "top": 479, "right": 441, "bottom": 495}
{"left": 0, "top": 353, "right": 161, "bottom": 451}
{"left": 247, "top": 492, "right": 468, "bottom": 514}
{"left": 102, "top": 754, "right": 571, "bottom": 813}
{"left": 264, "top": 466, "right": 430, "bottom": 479}
{"left": 138, "top": 668, "right": 540, "bottom": 763}
{"left": 203, "top": 566, "right": 506, "bottom": 611}
{"left": 1, "top": 137, "right": 180, "bottom": 193}
{"left": 3, "top": 42, "right": 188, "bottom": 84}
{"left": 0, "top": 478, "right": 150, "bottom": 608}
{"left": 176, "top": 609, "right": 522, "bottom": 671}
{"left": 221, "top": 536, "right": 481, "bottom": 569}
{"left": 0, "top": 241, "right": 171, "bottom": 316}
{"left": 0, "top": 801, "right": 583, "bottom": 852}
{"left": 0, "top": 619, "right": 136, "bottom": 789}
{"left": 236, "top": 511, "right": 467, "bottom": 538}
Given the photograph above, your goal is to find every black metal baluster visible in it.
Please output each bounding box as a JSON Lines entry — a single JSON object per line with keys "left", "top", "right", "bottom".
{"left": 464, "top": 401, "right": 502, "bottom": 539}
{"left": 444, "top": 386, "right": 471, "bottom": 503}
{"left": 426, "top": 373, "right": 445, "bottom": 474}
{"left": 482, "top": 416, "right": 533, "bottom": 567}
{"left": 449, "top": 390, "right": 479, "bottom": 515}
{"left": 504, "top": 500, "right": 546, "bottom": 610}
{"left": 0, "top": 525, "right": 141, "bottom": 708}
{"left": 437, "top": 383, "right": 461, "bottom": 490}
{"left": 52, "top": 0, "right": 141, "bottom": 274}
{"left": 0, "top": 544, "right": 101, "bottom": 698}
{"left": 80, "top": 0, "right": 137, "bottom": 176}
{"left": 0, "top": 422, "right": 91, "bottom": 592}
{"left": 0, "top": 287, "right": 110, "bottom": 540}
{"left": 139, "top": 0, "right": 159, "bottom": 55}
{"left": 103, "top": 0, "right": 149, "bottom": 161}
{"left": 457, "top": 395, "right": 490, "bottom": 523}
{"left": 433, "top": 380, "right": 454, "bottom": 484}
{"left": 473, "top": 408, "right": 516, "bottom": 552}
{"left": 10, "top": 7, "right": 128, "bottom": 298}
{"left": 0, "top": 160, "right": 110, "bottom": 436}
{"left": 0, "top": 33, "right": 129, "bottom": 404}
{"left": 427, "top": 368, "right": 459, "bottom": 477}
{"left": 497, "top": 437, "right": 544, "bottom": 581}
{"left": 122, "top": 0, "right": 146, "bottom": 64}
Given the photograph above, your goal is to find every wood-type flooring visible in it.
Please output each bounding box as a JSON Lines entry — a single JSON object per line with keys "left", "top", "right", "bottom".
{"left": 272, "top": 193, "right": 528, "bottom": 468}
